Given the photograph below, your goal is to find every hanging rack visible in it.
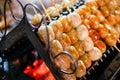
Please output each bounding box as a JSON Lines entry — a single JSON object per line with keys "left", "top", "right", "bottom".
{"left": 0, "top": 0, "right": 64, "bottom": 79}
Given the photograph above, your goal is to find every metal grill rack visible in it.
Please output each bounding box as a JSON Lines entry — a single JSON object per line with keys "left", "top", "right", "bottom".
{"left": 0, "top": 0, "right": 120, "bottom": 80}
{"left": 79, "top": 46, "right": 120, "bottom": 80}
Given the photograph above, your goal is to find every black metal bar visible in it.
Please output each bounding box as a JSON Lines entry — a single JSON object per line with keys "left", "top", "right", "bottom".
{"left": 0, "top": 21, "right": 25, "bottom": 52}
{"left": 0, "top": 19, "right": 64, "bottom": 80}
{"left": 23, "top": 22, "right": 63, "bottom": 80}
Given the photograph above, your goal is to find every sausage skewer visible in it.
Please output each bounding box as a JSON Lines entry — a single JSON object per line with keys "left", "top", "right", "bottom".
{"left": 104, "top": 32, "right": 120, "bottom": 53}
{"left": 113, "top": 45, "right": 120, "bottom": 52}
{"left": 39, "top": 0, "right": 52, "bottom": 21}
{"left": 30, "top": 0, "right": 43, "bottom": 26}
{"left": 62, "top": 0, "right": 72, "bottom": 13}
{"left": 46, "top": 0, "right": 61, "bottom": 18}
{"left": 52, "top": 0, "right": 61, "bottom": 16}
{"left": 118, "top": 39, "right": 120, "bottom": 43}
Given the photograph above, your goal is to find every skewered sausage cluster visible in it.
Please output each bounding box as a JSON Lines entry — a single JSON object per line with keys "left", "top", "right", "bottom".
{"left": 33, "top": 0, "right": 120, "bottom": 79}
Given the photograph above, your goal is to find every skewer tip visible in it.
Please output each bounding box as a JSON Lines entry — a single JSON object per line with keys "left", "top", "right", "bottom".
{"left": 113, "top": 45, "right": 120, "bottom": 53}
